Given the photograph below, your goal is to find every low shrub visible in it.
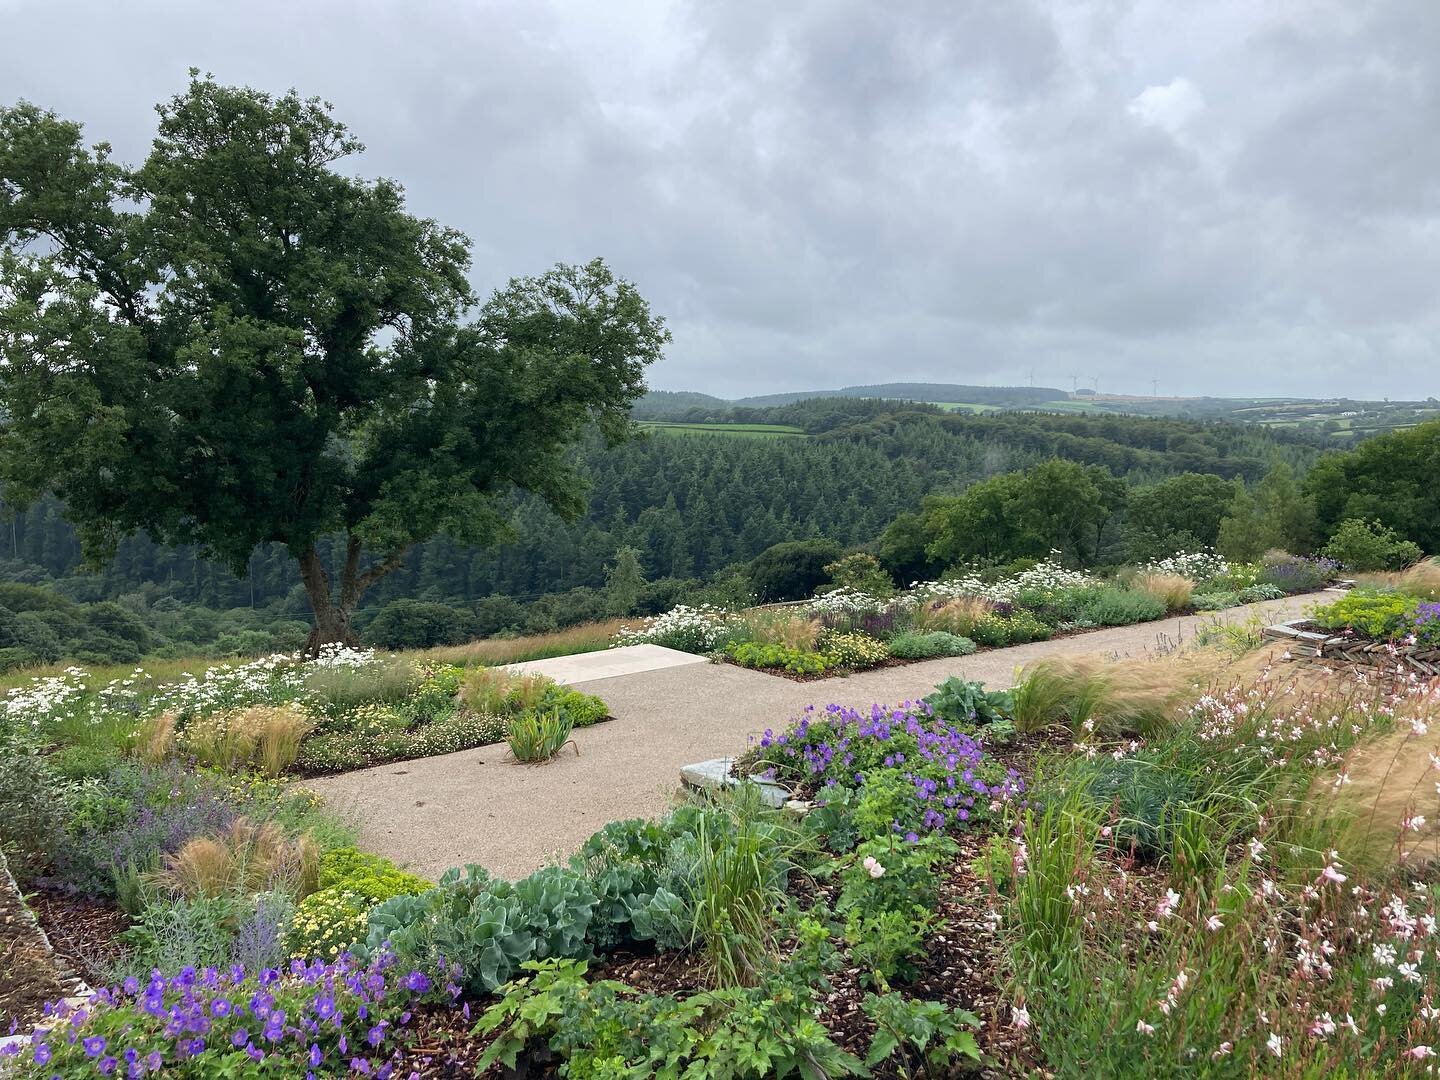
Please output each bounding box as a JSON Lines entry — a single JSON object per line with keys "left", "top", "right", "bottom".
{"left": 819, "top": 630, "right": 890, "bottom": 670}
{"left": 1311, "top": 589, "right": 1419, "bottom": 640}
{"left": 294, "top": 708, "right": 506, "bottom": 773}
{"left": 968, "top": 613, "right": 1012, "bottom": 647}
{"left": 1191, "top": 590, "right": 1240, "bottom": 611}
{"left": 1322, "top": 518, "right": 1424, "bottom": 573}
{"left": 1257, "top": 550, "right": 1339, "bottom": 593}
{"left": 303, "top": 655, "right": 421, "bottom": 720}
{"left": 1003, "top": 609, "right": 1053, "bottom": 642}
{"left": 1067, "top": 754, "right": 1199, "bottom": 862}
{"left": 1078, "top": 587, "right": 1167, "bottom": 627}
{"left": 729, "top": 641, "right": 832, "bottom": 675}
{"left": 887, "top": 631, "right": 976, "bottom": 660}
{"left": 286, "top": 887, "right": 374, "bottom": 961}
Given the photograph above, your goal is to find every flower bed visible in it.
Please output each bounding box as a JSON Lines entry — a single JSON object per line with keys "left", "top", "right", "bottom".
{"left": 614, "top": 550, "right": 1333, "bottom": 679}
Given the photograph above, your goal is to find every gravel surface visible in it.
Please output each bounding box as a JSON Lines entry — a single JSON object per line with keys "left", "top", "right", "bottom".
{"left": 304, "top": 593, "right": 1324, "bottom": 880}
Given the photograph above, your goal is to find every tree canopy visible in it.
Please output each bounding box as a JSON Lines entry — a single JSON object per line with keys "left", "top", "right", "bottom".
{"left": 0, "top": 74, "right": 668, "bottom": 646}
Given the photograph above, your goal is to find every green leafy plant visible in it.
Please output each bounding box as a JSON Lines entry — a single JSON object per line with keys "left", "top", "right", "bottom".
{"left": 507, "top": 707, "right": 577, "bottom": 763}
{"left": 845, "top": 907, "right": 933, "bottom": 987}
{"left": 729, "top": 641, "right": 832, "bottom": 675}
{"left": 1078, "top": 587, "right": 1167, "bottom": 626}
{"left": 862, "top": 991, "right": 982, "bottom": 1077}
{"left": 923, "top": 677, "right": 1013, "bottom": 727}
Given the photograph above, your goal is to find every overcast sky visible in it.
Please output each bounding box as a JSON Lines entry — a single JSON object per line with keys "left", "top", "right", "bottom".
{"left": 3, "top": 0, "right": 1438, "bottom": 400}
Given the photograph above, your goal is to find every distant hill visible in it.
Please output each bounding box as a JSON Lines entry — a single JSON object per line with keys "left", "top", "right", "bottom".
{"left": 733, "top": 382, "right": 1066, "bottom": 408}
{"left": 632, "top": 390, "right": 733, "bottom": 419}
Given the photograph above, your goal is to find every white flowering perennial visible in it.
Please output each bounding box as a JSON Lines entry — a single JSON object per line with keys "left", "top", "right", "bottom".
{"left": 0, "top": 646, "right": 396, "bottom": 738}
{"left": 1143, "top": 550, "right": 1229, "bottom": 584}
{"left": 907, "top": 554, "right": 1098, "bottom": 605}
{"left": 611, "top": 604, "right": 743, "bottom": 652}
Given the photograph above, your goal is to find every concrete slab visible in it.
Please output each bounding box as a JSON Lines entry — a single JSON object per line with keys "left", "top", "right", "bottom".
{"left": 506, "top": 644, "right": 708, "bottom": 685}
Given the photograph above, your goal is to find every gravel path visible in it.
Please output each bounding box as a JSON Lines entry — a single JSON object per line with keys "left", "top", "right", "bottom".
{"left": 304, "top": 593, "right": 1323, "bottom": 880}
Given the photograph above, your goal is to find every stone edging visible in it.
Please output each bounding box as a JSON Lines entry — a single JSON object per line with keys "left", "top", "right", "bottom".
{"left": 1263, "top": 619, "right": 1440, "bottom": 675}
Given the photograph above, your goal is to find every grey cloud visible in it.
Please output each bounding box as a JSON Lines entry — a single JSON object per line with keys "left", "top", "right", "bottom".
{"left": 1, "top": 0, "right": 1437, "bottom": 399}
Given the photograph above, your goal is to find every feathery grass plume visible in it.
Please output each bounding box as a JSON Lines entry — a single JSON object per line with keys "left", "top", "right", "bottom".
{"left": 1011, "top": 655, "right": 1208, "bottom": 737}
{"left": 427, "top": 619, "right": 628, "bottom": 666}
{"left": 176, "top": 704, "right": 313, "bottom": 776}
{"left": 740, "top": 610, "right": 822, "bottom": 651}
{"left": 1358, "top": 557, "right": 1440, "bottom": 601}
{"left": 460, "top": 667, "right": 554, "bottom": 717}
{"left": 912, "top": 595, "right": 996, "bottom": 637}
{"left": 152, "top": 817, "right": 319, "bottom": 901}
{"left": 136, "top": 711, "right": 177, "bottom": 763}
{"left": 1132, "top": 572, "right": 1195, "bottom": 612}
{"left": 304, "top": 655, "right": 421, "bottom": 718}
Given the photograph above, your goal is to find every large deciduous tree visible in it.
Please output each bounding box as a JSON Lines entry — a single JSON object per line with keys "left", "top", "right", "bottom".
{"left": 0, "top": 74, "right": 669, "bottom": 649}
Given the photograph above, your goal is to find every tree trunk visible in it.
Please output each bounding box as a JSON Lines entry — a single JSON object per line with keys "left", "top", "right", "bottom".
{"left": 297, "top": 537, "right": 411, "bottom": 655}
{"left": 298, "top": 543, "right": 361, "bottom": 654}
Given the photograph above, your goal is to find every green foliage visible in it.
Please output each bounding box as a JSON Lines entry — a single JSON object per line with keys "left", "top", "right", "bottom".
{"left": 1307, "top": 418, "right": 1440, "bottom": 555}
{"left": 286, "top": 886, "right": 372, "bottom": 962}
{"left": 923, "top": 677, "right": 1013, "bottom": 727}
{"left": 1122, "top": 473, "right": 1236, "bottom": 562}
{"left": 363, "top": 599, "right": 473, "bottom": 649}
{"left": 1068, "top": 754, "right": 1199, "bottom": 862}
{"left": 748, "top": 539, "right": 845, "bottom": 602}
{"left": 1322, "top": 518, "right": 1425, "bottom": 572}
{"left": 1216, "top": 464, "right": 1315, "bottom": 561}
{"left": 318, "top": 847, "right": 430, "bottom": 900}
{"left": 604, "top": 544, "right": 649, "bottom": 616}
{"left": 862, "top": 992, "right": 982, "bottom": 1076}
{"left": 823, "top": 552, "right": 895, "bottom": 597}
{"left": 729, "top": 641, "right": 832, "bottom": 675}
{"left": 1078, "top": 586, "right": 1167, "bottom": 626}
{"left": 1311, "top": 589, "right": 1418, "bottom": 639}
{"left": 837, "top": 835, "right": 958, "bottom": 917}
{"left": 686, "top": 792, "right": 805, "bottom": 987}
{"left": 476, "top": 922, "right": 867, "bottom": 1079}
{"left": 0, "top": 76, "right": 668, "bottom": 645}
{"left": 507, "top": 707, "right": 577, "bottom": 763}
{"left": 0, "top": 730, "right": 68, "bottom": 879}
{"left": 114, "top": 894, "right": 240, "bottom": 977}
{"left": 845, "top": 908, "right": 933, "bottom": 988}
{"left": 886, "top": 630, "right": 977, "bottom": 660}
{"left": 924, "top": 459, "right": 1126, "bottom": 567}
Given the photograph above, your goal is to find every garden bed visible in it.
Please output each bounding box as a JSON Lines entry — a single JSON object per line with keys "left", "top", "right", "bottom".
{"left": 1266, "top": 619, "right": 1440, "bottom": 674}
{"left": 0, "top": 857, "right": 87, "bottom": 1032}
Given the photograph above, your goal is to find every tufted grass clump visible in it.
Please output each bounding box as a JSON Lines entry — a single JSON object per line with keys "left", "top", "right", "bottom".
{"left": 507, "top": 707, "right": 577, "bottom": 763}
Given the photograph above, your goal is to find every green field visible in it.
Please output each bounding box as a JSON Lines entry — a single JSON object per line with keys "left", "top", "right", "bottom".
{"left": 923, "top": 401, "right": 997, "bottom": 413}
{"left": 638, "top": 421, "right": 807, "bottom": 438}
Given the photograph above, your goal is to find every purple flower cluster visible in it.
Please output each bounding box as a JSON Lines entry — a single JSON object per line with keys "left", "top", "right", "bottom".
{"left": 1259, "top": 553, "right": 1339, "bottom": 593}
{"left": 1411, "top": 602, "right": 1440, "bottom": 647}
{"left": 753, "top": 702, "right": 1024, "bottom": 836}
{"left": 3, "top": 951, "right": 448, "bottom": 1077}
